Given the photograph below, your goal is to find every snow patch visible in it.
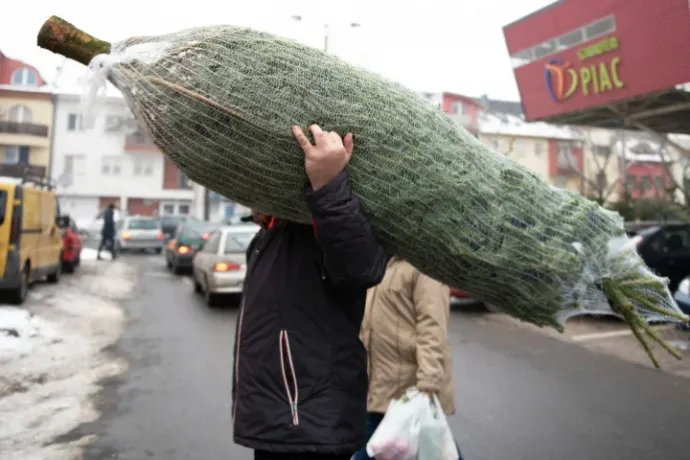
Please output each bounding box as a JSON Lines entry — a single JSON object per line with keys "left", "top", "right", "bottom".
{"left": 0, "top": 308, "right": 57, "bottom": 364}
{"left": 79, "top": 247, "right": 111, "bottom": 261}
{"left": 0, "top": 258, "right": 136, "bottom": 459}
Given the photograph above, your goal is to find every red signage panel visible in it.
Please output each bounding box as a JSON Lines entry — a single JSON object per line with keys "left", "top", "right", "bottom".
{"left": 504, "top": 0, "right": 690, "bottom": 121}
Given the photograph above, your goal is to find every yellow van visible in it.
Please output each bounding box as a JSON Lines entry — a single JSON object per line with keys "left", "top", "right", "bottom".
{"left": 0, "top": 167, "right": 63, "bottom": 304}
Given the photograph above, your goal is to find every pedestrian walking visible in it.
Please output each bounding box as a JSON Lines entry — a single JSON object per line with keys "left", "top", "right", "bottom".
{"left": 97, "top": 203, "right": 117, "bottom": 260}
{"left": 232, "top": 124, "right": 388, "bottom": 460}
{"left": 354, "top": 257, "right": 463, "bottom": 460}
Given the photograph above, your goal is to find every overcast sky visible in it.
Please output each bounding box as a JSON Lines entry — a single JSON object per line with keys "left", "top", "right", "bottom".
{"left": 1, "top": 0, "right": 552, "bottom": 100}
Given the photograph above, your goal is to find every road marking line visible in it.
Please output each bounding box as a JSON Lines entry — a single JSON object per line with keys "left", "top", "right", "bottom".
{"left": 181, "top": 277, "right": 192, "bottom": 286}
{"left": 571, "top": 325, "right": 675, "bottom": 342}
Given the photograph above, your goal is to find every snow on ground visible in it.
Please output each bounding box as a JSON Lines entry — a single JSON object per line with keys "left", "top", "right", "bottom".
{"left": 0, "top": 257, "right": 136, "bottom": 460}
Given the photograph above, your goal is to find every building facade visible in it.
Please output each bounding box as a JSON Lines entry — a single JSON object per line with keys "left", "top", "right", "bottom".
{"left": 478, "top": 100, "right": 585, "bottom": 193}
{"left": 51, "top": 93, "right": 194, "bottom": 221}
{"left": 420, "top": 92, "right": 481, "bottom": 136}
{"left": 0, "top": 51, "right": 52, "bottom": 175}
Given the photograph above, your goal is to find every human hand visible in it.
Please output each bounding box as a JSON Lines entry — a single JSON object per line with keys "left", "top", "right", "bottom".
{"left": 292, "top": 124, "right": 354, "bottom": 191}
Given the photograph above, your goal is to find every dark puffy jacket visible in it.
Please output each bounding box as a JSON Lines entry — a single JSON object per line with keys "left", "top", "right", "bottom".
{"left": 232, "top": 172, "right": 387, "bottom": 455}
{"left": 101, "top": 208, "right": 115, "bottom": 238}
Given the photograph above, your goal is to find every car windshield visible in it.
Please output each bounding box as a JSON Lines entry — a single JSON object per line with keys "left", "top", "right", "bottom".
{"left": 161, "top": 216, "right": 184, "bottom": 226}
{"left": 180, "top": 220, "right": 218, "bottom": 241}
{"left": 127, "top": 219, "right": 159, "bottom": 230}
{"left": 224, "top": 231, "right": 256, "bottom": 254}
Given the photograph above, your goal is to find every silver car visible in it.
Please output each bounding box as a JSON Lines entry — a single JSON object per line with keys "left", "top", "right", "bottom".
{"left": 191, "top": 224, "right": 259, "bottom": 306}
{"left": 116, "top": 216, "right": 164, "bottom": 253}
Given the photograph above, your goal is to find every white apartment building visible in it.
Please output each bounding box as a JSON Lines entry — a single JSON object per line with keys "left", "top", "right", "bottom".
{"left": 50, "top": 93, "right": 195, "bottom": 221}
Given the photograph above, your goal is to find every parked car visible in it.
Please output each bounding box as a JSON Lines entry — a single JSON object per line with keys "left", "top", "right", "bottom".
{"left": 165, "top": 219, "right": 219, "bottom": 274}
{"left": 192, "top": 224, "right": 258, "bottom": 306}
{"left": 160, "top": 215, "right": 188, "bottom": 242}
{"left": 58, "top": 215, "right": 83, "bottom": 272}
{"left": 0, "top": 171, "right": 63, "bottom": 304}
{"left": 673, "top": 278, "right": 690, "bottom": 331}
{"left": 632, "top": 223, "right": 690, "bottom": 294}
{"left": 116, "top": 216, "right": 164, "bottom": 254}
{"left": 450, "top": 287, "right": 481, "bottom": 306}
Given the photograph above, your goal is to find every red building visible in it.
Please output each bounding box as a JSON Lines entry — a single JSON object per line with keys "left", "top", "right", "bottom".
{"left": 624, "top": 161, "right": 670, "bottom": 200}
{"left": 503, "top": 0, "right": 690, "bottom": 135}
{"left": 421, "top": 92, "right": 482, "bottom": 137}
{"left": 0, "top": 51, "right": 46, "bottom": 86}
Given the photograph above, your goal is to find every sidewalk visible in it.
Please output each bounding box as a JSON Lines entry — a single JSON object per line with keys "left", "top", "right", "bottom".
{"left": 0, "top": 252, "right": 135, "bottom": 460}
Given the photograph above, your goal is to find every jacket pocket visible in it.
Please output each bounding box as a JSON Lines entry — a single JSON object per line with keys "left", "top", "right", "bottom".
{"left": 279, "top": 329, "right": 300, "bottom": 426}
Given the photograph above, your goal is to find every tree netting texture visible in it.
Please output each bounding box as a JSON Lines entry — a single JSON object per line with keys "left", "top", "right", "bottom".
{"left": 84, "top": 25, "right": 687, "bottom": 334}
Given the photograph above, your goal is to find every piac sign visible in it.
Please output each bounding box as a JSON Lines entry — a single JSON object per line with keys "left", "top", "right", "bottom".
{"left": 544, "top": 36, "right": 624, "bottom": 103}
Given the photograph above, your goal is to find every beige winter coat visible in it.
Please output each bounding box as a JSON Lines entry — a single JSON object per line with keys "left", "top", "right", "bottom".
{"left": 360, "top": 257, "right": 455, "bottom": 415}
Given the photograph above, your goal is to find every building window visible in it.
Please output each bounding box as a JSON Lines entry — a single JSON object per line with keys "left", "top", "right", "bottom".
{"left": 654, "top": 176, "right": 665, "bottom": 192}
{"left": 133, "top": 158, "right": 154, "bottom": 176}
{"left": 557, "top": 29, "right": 584, "bottom": 49}
{"left": 514, "top": 139, "right": 525, "bottom": 155}
{"left": 67, "top": 113, "right": 82, "bottom": 131}
{"left": 64, "top": 154, "right": 86, "bottom": 176}
{"left": 452, "top": 102, "right": 465, "bottom": 115}
{"left": 593, "top": 145, "right": 611, "bottom": 157}
{"left": 640, "top": 176, "right": 652, "bottom": 192}
{"left": 510, "top": 15, "right": 616, "bottom": 68}
{"left": 534, "top": 142, "right": 543, "bottom": 157}
{"left": 3, "top": 146, "right": 20, "bottom": 164}
{"left": 596, "top": 172, "right": 607, "bottom": 191}
{"left": 9, "top": 105, "right": 33, "bottom": 123}
{"left": 105, "top": 115, "right": 123, "bottom": 132}
{"left": 178, "top": 204, "right": 190, "bottom": 215}
{"left": 162, "top": 204, "right": 175, "bottom": 215}
{"left": 585, "top": 16, "right": 616, "bottom": 41}
{"left": 101, "top": 156, "right": 122, "bottom": 176}
{"left": 178, "top": 171, "right": 192, "bottom": 189}
{"left": 625, "top": 175, "right": 637, "bottom": 192}
{"left": 557, "top": 143, "right": 577, "bottom": 169}
{"left": 11, "top": 68, "right": 38, "bottom": 86}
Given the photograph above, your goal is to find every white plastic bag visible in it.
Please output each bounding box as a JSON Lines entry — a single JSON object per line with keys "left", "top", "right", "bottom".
{"left": 417, "top": 394, "right": 460, "bottom": 460}
{"left": 366, "top": 387, "right": 427, "bottom": 460}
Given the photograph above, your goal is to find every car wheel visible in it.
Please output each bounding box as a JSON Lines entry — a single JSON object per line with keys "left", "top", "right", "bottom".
{"left": 47, "top": 259, "right": 62, "bottom": 283}
{"left": 193, "top": 273, "right": 202, "bottom": 294}
{"left": 10, "top": 265, "right": 29, "bottom": 305}
{"left": 62, "top": 261, "right": 75, "bottom": 274}
{"left": 172, "top": 263, "right": 182, "bottom": 275}
{"left": 155, "top": 248, "right": 163, "bottom": 254}
{"left": 204, "top": 275, "right": 218, "bottom": 307}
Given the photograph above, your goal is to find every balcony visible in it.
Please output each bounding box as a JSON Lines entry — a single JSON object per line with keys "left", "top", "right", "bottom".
{"left": 0, "top": 163, "right": 47, "bottom": 181}
{"left": 125, "top": 130, "right": 160, "bottom": 152}
{"left": 0, "top": 121, "right": 50, "bottom": 148}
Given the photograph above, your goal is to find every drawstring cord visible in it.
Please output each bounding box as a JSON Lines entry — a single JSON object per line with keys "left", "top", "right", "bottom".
{"left": 279, "top": 330, "right": 299, "bottom": 425}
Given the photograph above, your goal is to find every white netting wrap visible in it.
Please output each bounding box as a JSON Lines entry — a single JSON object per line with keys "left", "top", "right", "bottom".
{"left": 81, "top": 25, "right": 688, "bottom": 361}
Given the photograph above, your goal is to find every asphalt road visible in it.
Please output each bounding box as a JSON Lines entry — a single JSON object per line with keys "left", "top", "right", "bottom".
{"left": 65, "top": 254, "right": 690, "bottom": 460}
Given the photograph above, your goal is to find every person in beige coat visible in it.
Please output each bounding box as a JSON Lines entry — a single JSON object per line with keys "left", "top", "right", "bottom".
{"left": 353, "top": 257, "right": 457, "bottom": 460}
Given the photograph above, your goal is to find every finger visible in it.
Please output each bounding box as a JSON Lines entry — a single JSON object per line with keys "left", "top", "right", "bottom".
{"left": 292, "top": 126, "right": 314, "bottom": 153}
{"left": 343, "top": 133, "right": 354, "bottom": 155}
{"left": 309, "top": 124, "right": 326, "bottom": 147}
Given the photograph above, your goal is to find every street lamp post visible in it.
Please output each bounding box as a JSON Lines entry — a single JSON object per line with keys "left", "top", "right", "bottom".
{"left": 291, "top": 15, "right": 361, "bottom": 53}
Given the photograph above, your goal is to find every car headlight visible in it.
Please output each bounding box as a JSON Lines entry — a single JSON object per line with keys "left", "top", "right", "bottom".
{"left": 678, "top": 278, "right": 690, "bottom": 296}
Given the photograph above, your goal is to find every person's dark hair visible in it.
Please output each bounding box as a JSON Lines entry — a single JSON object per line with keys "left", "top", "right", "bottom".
{"left": 108, "top": 203, "right": 115, "bottom": 210}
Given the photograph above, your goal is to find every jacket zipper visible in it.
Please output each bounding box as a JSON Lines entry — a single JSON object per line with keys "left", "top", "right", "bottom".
{"left": 233, "top": 233, "right": 266, "bottom": 430}
{"left": 279, "top": 329, "right": 300, "bottom": 425}
{"left": 232, "top": 293, "right": 246, "bottom": 430}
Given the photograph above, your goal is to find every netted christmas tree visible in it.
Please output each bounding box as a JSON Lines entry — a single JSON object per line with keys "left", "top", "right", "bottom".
{"left": 38, "top": 16, "right": 689, "bottom": 366}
